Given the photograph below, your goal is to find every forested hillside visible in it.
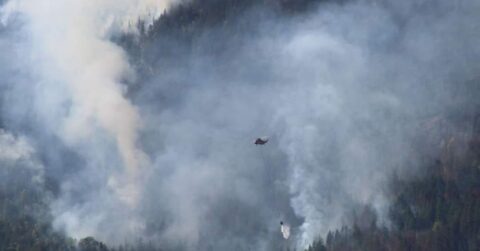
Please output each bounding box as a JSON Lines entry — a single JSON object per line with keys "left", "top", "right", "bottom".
{"left": 0, "top": 0, "right": 479, "bottom": 250}
{"left": 307, "top": 113, "right": 480, "bottom": 251}
{"left": 4, "top": 112, "right": 480, "bottom": 251}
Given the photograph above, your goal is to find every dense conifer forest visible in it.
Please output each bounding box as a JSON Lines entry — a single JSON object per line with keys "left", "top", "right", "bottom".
{"left": 1, "top": 0, "right": 479, "bottom": 250}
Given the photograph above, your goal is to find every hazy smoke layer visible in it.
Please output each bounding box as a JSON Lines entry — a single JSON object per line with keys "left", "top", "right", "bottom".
{"left": 132, "top": 0, "right": 480, "bottom": 248}
{"left": 0, "top": 0, "right": 480, "bottom": 250}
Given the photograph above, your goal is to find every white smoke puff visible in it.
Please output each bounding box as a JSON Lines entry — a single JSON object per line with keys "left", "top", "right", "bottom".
{"left": 0, "top": 130, "right": 44, "bottom": 183}
{"left": 0, "top": 129, "right": 33, "bottom": 161}
{"left": 281, "top": 223, "right": 290, "bottom": 240}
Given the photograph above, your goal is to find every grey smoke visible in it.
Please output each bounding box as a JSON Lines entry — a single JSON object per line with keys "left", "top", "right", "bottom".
{"left": 0, "top": 0, "right": 480, "bottom": 250}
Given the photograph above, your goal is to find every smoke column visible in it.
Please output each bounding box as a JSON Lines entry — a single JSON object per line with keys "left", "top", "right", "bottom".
{"left": 1, "top": 0, "right": 175, "bottom": 242}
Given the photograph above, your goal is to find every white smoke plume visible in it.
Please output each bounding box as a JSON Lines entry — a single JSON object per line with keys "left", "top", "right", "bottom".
{"left": 0, "top": 0, "right": 175, "bottom": 243}
{"left": 0, "top": 0, "right": 479, "bottom": 250}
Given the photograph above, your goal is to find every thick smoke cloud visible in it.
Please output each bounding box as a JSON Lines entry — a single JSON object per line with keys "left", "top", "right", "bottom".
{"left": 0, "top": 0, "right": 176, "bottom": 244}
{"left": 1, "top": 0, "right": 480, "bottom": 250}
{"left": 131, "top": 1, "right": 480, "bottom": 249}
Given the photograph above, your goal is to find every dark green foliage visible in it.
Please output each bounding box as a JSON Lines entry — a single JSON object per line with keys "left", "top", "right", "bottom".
{"left": 2, "top": 0, "right": 480, "bottom": 250}
{"left": 79, "top": 237, "right": 109, "bottom": 251}
{"left": 145, "top": 0, "right": 327, "bottom": 37}
{"left": 314, "top": 113, "right": 480, "bottom": 251}
{"left": 119, "top": 0, "right": 336, "bottom": 87}
{"left": 0, "top": 165, "right": 76, "bottom": 251}
{"left": 306, "top": 238, "right": 327, "bottom": 251}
